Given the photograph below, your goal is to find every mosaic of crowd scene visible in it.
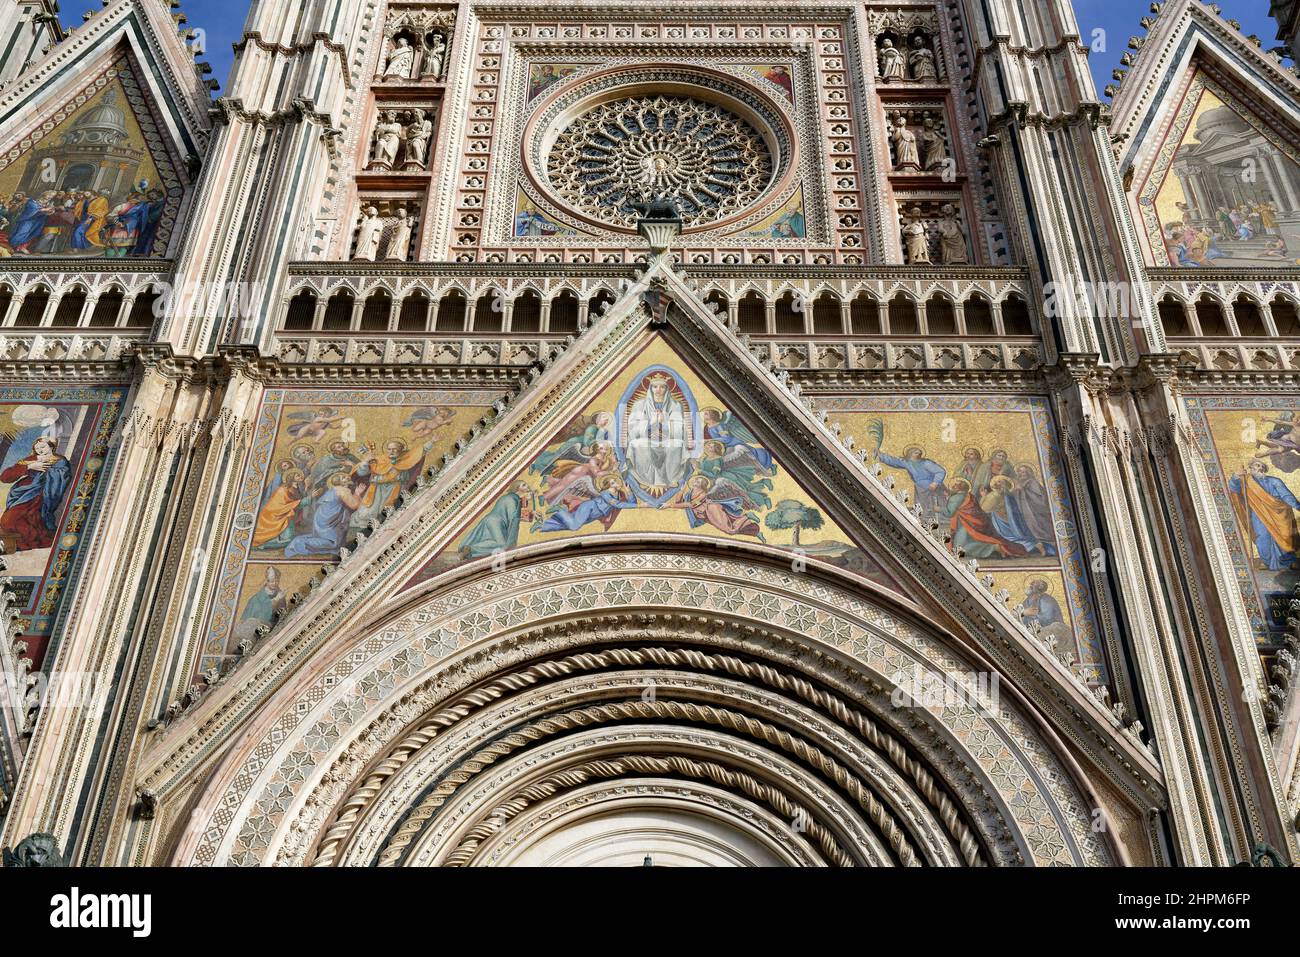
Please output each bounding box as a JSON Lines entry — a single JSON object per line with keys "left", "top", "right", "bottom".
{"left": 0, "top": 184, "right": 165, "bottom": 258}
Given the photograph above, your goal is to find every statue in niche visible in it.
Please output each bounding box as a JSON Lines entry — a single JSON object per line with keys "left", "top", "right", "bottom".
{"left": 937, "top": 204, "right": 968, "bottom": 264}
{"left": 354, "top": 206, "right": 384, "bottom": 260}
{"left": 878, "top": 38, "right": 906, "bottom": 82}
{"left": 370, "top": 111, "right": 403, "bottom": 169}
{"left": 388, "top": 208, "right": 416, "bottom": 261}
{"left": 909, "top": 36, "right": 938, "bottom": 82}
{"left": 902, "top": 207, "right": 932, "bottom": 264}
{"left": 385, "top": 35, "right": 417, "bottom": 78}
{"left": 891, "top": 115, "right": 921, "bottom": 172}
{"left": 404, "top": 109, "right": 433, "bottom": 169}
{"left": 919, "top": 117, "right": 946, "bottom": 172}
{"left": 425, "top": 31, "right": 447, "bottom": 79}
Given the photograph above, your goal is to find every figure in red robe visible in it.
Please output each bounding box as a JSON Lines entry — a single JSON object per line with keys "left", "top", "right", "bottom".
{"left": 0, "top": 437, "right": 72, "bottom": 551}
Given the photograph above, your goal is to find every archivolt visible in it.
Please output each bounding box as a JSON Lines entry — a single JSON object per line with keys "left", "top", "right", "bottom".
{"left": 158, "top": 550, "right": 1116, "bottom": 867}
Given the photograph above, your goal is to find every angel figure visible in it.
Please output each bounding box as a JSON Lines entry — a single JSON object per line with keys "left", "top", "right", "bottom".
{"left": 402, "top": 406, "right": 456, "bottom": 439}
{"left": 531, "top": 473, "right": 638, "bottom": 533}
{"left": 701, "top": 406, "right": 776, "bottom": 476}
{"left": 1255, "top": 411, "right": 1300, "bottom": 473}
{"left": 541, "top": 441, "right": 620, "bottom": 505}
{"left": 285, "top": 407, "right": 346, "bottom": 441}
{"left": 529, "top": 411, "right": 614, "bottom": 478}
{"left": 694, "top": 439, "right": 775, "bottom": 510}
{"left": 661, "top": 473, "right": 766, "bottom": 541}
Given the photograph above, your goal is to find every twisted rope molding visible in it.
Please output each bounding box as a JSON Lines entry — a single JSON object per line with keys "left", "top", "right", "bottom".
{"left": 306, "top": 644, "right": 985, "bottom": 867}
{"left": 440, "top": 754, "right": 852, "bottom": 868}
{"left": 371, "top": 698, "right": 921, "bottom": 867}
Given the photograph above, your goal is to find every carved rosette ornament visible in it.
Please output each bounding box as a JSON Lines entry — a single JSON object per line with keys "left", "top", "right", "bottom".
{"left": 545, "top": 94, "right": 774, "bottom": 229}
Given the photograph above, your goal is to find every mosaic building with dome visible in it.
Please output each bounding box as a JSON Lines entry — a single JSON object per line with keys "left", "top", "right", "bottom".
{"left": 0, "top": 0, "right": 1297, "bottom": 867}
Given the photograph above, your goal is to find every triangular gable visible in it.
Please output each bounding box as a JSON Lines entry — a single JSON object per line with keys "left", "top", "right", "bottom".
{"left": 1135, "top": 69, "right": 1300, "bottom": 268}
{"left": 0, "top": 55, "right": 183, "bottom": 258}
{"left": 408, "top": 333, "right": 900, "bottom": 594}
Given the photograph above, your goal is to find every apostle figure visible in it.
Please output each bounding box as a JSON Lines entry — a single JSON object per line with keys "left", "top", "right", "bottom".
{"left": 460, "top": 480, "right": 535, "bottom": 559}
{"left": 384, "top": 35, "right": 417, "bottom": 78}
{"left": 902, "top": 207, "right": 931, "bottom": 264}
{"left": 875, "top": 443, "right": 946, "bottom": 519}
{"left": 1229, "top": 460, "right": 1300, "bottom": 570}
{"left": 943, "top": 477, "right": 1026, "bottom": 559}
{"left": 425, "top": 31, "right": 447, "bottom": 79}
{"left": 8, "top": 191, "right": 55, "bottom": 254}
{"left": 285, "top": 472, "right": 364, "bottom": 558}
{"left": 371, "top": 111, "right": 403, "bottom": 169}
{"left": 349, "top": 437, "right": 434, "bottom": 530}
{"left": 625, "top": 373, "right": 689, "bottom": 498}
{"left": 892, "top": 115, "right": 921, "bottom": 171}
{"left": 0, "top": 436, "right": 71, "bottom": 551}
{"left": 937, "top": 204, "right": 969, "bottom": 265}
{"left": 878, "top": 38, "right": 906, "bottom": 82}
{"left": 387, "top": 208, "right": 415, "bottom": 261}
{"left": 404, "top": 109, "right": 433, "bottom": 168}
{"left": 1012, "top": 463, "right": 1057, "bottom": 556}
{"left": 919, "top": 118, "right": 946, "bottom": 171}
{"left": 71, "top": 190, "right": 110, "bottom": 251}
{"left": 354, "top": 207, "right": 383, "bottom": 260}
{"left": 1018, "top": 579, "right": 1071, "bottom": 646}
{"left": 908, "top": 36, "right": 938, "bottom": 82}
{"left": 253, "top": 468, "right": 305, "bottom": 548}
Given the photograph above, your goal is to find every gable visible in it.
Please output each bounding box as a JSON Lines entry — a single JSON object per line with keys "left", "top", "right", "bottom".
{"left": 408, "top": 334, "right": 899, "bottom": 593}
{"left": 0, "top": 52, "right": 185, "bottom": 259}
{"left": 1137, "top": 70, "right": 1300, "bottom": 269}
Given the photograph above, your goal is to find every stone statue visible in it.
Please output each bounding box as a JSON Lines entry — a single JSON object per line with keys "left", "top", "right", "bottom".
{"left": 909, "top": 37, "right": 938, "bottom": 82}
{"left": 892, "top": 115, "right": 921, "bottom": 171}
{"left": 403, "top": 110, "right": 432, "bottom": 169}
{"left": 938, "top": 204, "right": 968, "bottom": 264}
{"left": 354, "top": 206, "right": 384, "bottom": 261}
{"left": 384, "top": 36, "right": 417, "bottom": 78}
{"left": 878, "top": 38, "right": 906, "bottom": 82}
{"left": 425, "top": 31, "right": 447, "bottom": 79}
{"left": 371, "top": 111, "right": 403, "bottom": 169}
{"left": 388, "top": 208, "right": 415, "bottom": 261}
{"left": 919, "top": 118, "right": 946, "bottom": 172}
{"left": 902, "top": 207, "right": 931, "bottom": 264}
{"left": 2, "top": 832, "right": 67, "bottom": 867}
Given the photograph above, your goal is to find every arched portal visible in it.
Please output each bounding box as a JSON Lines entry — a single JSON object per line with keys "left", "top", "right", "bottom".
{"left": 149, "top": 547, "right": 1122, "bottom": 868}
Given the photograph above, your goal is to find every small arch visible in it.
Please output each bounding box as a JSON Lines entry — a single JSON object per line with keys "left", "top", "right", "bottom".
{"left": 435, "top": 290, "right": 466, "bottom": 332}
{"left": 1195, "top": 295, "right": 1228, "bottom": 337}
{"left": 126, "top": 286, "right": 161, "bottom": 328}
{"left": 1001, "top": 294, "right": 1033, "bottom": 336}
{"left": 812, "top": 292, "right": 841, "bottom": 334}
{"left": 360, "top": 290, "right": 392, "bottom": 331}
{"left": 737, "top": 291, "right": 766, "bottom": 334}
{"left": 550, "top": 290, "right": 579, "bottom": 333}
{"left": 850, "top": 294, "right": 880, "bottom": 335}
{"left": 474, "top": 290, "right": 503, "bottom": 332}
{"left": 1272, "top": 296, "right": 1300, "bottom": 337}
{"left": 588, "top": 288, "right": 617, "bottom": 321}
{"left": 888, "top": 294, "right": 918, "bottom": 335}
{"left": 13, "top": 286, "right": 50, "bottom": 327}
{"left": 50, "top": 286, "right": 87, "bottom": 327}
{"left": 925, "top": 294, "right": 956, "bottom": 335}
{"left": 1234, "top": 295, "right": 1267, "bottom": 336}
{"left": 964, "top": 294, "right": 994, "bottom": 335}
{"left": 0, "top": 285, "right": 13, "bottom": 326}
{"left": 704, "top": 290, "right": 730, "bottom": 321}
{"left": 322, "top": 289, "right": 355, "bottom": 331}
{"left": 1157, "top": 295, "right": 1190, "bottom": 337}
{"left": 512, "top": 289, "right": 542, "bottom": 332}
{"left": 398, "top": 291, "right": 430, "bottom": 332}
{"left": 284, "top": 289, "right": 317, "bottom": 331}
{"left": 774, "top": 291, "right": 802, "bottom": 334}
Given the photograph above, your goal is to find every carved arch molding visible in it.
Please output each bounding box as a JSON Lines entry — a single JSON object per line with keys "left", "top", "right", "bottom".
{"left": 146, "top": 549, "right": 1128, "bottom": 867}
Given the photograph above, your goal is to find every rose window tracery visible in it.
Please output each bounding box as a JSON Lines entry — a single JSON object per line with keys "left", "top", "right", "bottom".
{"left": 545, "top": 94, "right": 774, "bottom": 229}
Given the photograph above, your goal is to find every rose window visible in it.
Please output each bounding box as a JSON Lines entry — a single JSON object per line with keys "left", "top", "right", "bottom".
{"left": 545, "top": 94, "right": 774, "bottom": 229}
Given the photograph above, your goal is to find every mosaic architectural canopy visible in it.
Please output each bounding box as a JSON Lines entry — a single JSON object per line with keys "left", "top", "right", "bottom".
{"left": 0, "top": 0, "right": 1298, "bottom": 890}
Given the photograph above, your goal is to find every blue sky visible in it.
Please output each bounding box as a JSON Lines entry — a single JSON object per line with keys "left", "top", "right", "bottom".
{"left": 63, "top": 0, "right": 1283, "bottom": 93}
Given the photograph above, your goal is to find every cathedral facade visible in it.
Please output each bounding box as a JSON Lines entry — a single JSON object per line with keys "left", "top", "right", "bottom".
{"left": 0, "top": 0, "right": 1295, "bottom": 867}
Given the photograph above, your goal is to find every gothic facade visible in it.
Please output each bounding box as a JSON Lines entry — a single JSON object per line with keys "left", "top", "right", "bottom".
{"left": 0, "top": 0, "right": 1295, "bottom": 867}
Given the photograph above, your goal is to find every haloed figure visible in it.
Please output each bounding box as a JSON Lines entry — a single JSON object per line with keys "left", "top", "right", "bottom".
{"left": 0, "top": 437, "right": 71, "bottom": 551}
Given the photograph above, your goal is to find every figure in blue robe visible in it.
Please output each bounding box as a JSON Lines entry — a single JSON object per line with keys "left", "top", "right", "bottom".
{"left": 530, "top": 414, "right": 612, "bottom": 477}
{"left": 461, "top": 482, "right": 533, "bottom": 558}
{"left": 534, "top": 486, "right": 636, "bottom": 533}
{"left": 1229, "top": 466, "right": 1300, "bottom": 570}
{"left": 132, "top": 196, "right": 164, "bottom": 255}
{"left": 8, "top": 197, "right": 50, "bottom": 251}
{"left": 877, "top": 447, "right": 946, "bottom": 516}
{"left": 1019, "top": 581, "right": 1064, "bottom": 630}
{"left": 284, "top": 481, "right": 359, "bottom": 557}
